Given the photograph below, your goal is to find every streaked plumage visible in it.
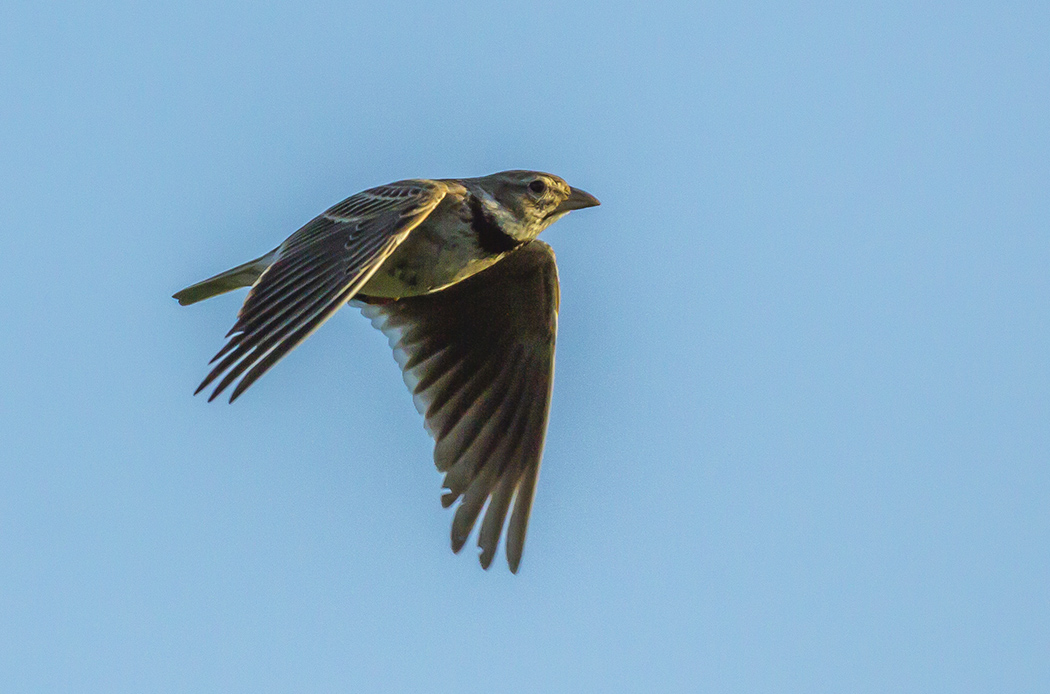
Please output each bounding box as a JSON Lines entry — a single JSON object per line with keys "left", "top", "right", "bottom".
{"left": 174, "top": 170, "right": 599, "bottom": 572}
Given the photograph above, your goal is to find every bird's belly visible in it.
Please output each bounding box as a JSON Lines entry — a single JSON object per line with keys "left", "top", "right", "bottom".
{"left": 360, "top": 225, "right": 502, "bottom": 298}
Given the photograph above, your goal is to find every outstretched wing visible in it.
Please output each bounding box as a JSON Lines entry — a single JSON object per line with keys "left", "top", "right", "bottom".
{"left": 358, "top": 241, "right": 559, "bottom": 572}
{"left": 197, "top": 179, "right": 448, "bottom": 402}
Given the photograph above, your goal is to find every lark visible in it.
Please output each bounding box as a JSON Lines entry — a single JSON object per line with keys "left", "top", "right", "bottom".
{"left": 174, "top": 170, "right": 600, "bottom": 572}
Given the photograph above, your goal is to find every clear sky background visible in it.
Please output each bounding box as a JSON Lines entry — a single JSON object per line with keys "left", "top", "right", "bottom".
{"left": 2, "top": 1, "right": 1048, "bottom": 691}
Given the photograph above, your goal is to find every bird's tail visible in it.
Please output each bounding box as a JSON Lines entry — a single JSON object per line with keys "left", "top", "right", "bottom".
{"left": 172, "top": 249, "right": 278, "bottom": 306}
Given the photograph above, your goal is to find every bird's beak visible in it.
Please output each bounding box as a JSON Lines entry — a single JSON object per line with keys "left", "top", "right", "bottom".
{"left": 555, "top": 187, "right": 601, "bottom": 213}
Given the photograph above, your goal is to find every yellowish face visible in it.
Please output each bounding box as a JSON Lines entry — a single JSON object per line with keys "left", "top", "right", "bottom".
{"left": 491, "top": 172, "right": 574, "bottom": 236}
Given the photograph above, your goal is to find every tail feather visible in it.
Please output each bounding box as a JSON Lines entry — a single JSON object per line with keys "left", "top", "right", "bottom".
{"left": 173, "top": 249, "right": 277, "bottom": 306}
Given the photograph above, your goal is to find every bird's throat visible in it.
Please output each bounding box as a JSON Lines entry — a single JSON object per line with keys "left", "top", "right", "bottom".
{"left": 468, "top": 195, "right": 524, "bottom": 255}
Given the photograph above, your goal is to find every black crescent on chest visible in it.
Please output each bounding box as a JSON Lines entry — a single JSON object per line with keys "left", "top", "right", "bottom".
{"left": 467, "top": 195, "right": 524, "bottom": 255}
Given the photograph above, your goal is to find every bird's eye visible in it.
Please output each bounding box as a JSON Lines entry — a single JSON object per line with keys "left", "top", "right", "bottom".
{"left": 528, "top": 179, "right": 547, "bottom": 194}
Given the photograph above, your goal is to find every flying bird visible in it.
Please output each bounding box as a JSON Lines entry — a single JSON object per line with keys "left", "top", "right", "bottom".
{"left": 174, "top": 170, "right": 600, "bottom": 572}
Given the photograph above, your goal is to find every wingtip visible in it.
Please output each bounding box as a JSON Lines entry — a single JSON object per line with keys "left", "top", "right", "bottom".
{"left": 479, "top": 546, "right": 496, "bottom": 570}
{"left": 507, "top": 548, "right": 523, "bottom": 574}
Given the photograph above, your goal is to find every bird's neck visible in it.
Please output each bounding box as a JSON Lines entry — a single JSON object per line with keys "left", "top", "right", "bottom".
{"left": 468, "top": 192, "right": 529, "bottom": 255}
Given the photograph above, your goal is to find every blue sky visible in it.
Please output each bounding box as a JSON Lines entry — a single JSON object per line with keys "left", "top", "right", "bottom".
{"left": 2, "top": 1, "right": 1048, "bottom": 691}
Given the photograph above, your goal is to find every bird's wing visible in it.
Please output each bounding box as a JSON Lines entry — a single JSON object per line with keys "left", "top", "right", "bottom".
{"left": 197, "top": 179, "right": 448, "bottom": 402}
{"left": 358, "top": 241, "right": 559, "bottom": 572}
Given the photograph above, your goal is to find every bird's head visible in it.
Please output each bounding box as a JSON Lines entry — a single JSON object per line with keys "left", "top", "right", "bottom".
{"left": 474, "top": 170, "right": 600, "bottom": 242}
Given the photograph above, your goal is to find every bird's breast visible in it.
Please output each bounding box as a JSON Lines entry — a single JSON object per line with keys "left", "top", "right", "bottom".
{"left": 360, "top": 204, "right": 506, "bottom": 299}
